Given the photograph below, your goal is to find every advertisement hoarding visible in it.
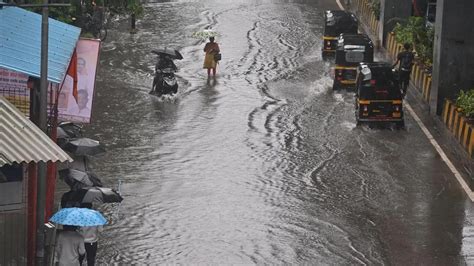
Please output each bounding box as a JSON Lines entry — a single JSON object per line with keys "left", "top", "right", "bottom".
{"left": 58, "top": 39, "right": 101, "bottom": 124}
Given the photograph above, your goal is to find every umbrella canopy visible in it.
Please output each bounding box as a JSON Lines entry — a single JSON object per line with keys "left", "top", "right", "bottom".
{"left": 56, "top": 127, "right": 70, "bottom": 148}
{"left": 58, "top": 122, "right": 82, "bottom": 138}
{"left": 63, "top": 138, "right": 106, "bottom": 156}
{"left": 56, "top": 127, "right": 69, "bottom": 139}
{"left": 192, "top": 29, "right": 219, "bottom": 39}
{"left": 82, "top": 187, "right": 123, "bottom": 204}
{"left": 62, "top": 187, "right": 123, "bottom": 206}
{"left": 59, "top": 169, "right": 103, "bottom": 189}
{"left": 61, "top": 189, "right": 89, "bottom": 208}
{"left": 151, "top": 48, "right": 183, "bottom": 60}
{"left": 50, "top": 207, "right": 107, "bottom": 226}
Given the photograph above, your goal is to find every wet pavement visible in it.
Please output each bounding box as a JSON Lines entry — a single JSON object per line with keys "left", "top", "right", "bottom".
{"left": 82, "top": 0, "right": 474, "bottom": 264}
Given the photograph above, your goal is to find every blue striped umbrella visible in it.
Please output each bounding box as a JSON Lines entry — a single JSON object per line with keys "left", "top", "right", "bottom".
{"left": 50, "top": 207, "right": 107, "bottom": 226}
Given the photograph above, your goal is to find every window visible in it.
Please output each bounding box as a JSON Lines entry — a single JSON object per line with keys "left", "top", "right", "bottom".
{"left": 0, "top": 163, "right": 23, "bottom": 183}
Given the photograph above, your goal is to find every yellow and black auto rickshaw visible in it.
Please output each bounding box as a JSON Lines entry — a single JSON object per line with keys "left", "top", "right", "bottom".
{"left": 322, "top": 10, "right": 358, "bottom": 59}
{"left": 333, "top": 33, "right": 374, "bottom": 90}
{"left": 355, "top": 62, "right": 404, "bottom": 128}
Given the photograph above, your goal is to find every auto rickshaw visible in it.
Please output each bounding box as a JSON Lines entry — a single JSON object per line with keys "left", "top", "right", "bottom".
{"left": 333, "top": 33, "right": 374, "bottom": 90}
{"left": 355, "top": 62, "right": 404, "bottom": 127}
{"left": 322, "top": 10, "right": 358, "bottom": 59}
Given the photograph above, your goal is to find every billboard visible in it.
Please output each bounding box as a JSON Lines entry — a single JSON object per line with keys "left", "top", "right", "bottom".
{"left": 0, "top": 68, "right": 30, "bottom": 115}
{"left": 58, "top": 39, "right": 101, "bottom": 124}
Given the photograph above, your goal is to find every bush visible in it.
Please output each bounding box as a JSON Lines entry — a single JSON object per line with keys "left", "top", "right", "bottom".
{"left": 368, "top": 0, "right": 381, "bottom": 20}
{"left": 456, "top": 89, "right": 474, "bottom": 118}
{"left": 27, "top": 0, "right": 144, "bottom": 29}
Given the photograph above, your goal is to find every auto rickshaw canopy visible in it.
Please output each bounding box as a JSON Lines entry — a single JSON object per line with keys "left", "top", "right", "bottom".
{"left": 335, "top": 34, "right": 374, "bottom": 65}
{"left": 324, "top": 10, "right": 358, "bottom": 37}
{"left": 356, "top": 62, "right": 402, "bottom": 100}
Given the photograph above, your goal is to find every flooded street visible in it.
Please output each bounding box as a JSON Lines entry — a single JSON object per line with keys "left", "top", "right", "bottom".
{"left": 85, "top": 0, "right": 474, "bottom": 264}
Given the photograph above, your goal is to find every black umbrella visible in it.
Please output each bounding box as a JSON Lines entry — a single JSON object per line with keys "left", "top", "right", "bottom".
{"left": 81, "top": 187, "right": 123, "bottom": 204}
{"left": 59, "top": 169, "right": 103, "bottom": 189}
{"left": 61, "top": 186, "right": 123, "bottom": 208}
{"left": 151, "top": 48, "right": 183, "bottom": 60}
{"left": 63, "top": 138, "right": 106, "bottom": 156}
{"left": 58, "top": 121, "right": 82, "bottom": 138}
{"left": 56, "top": 127, "right": 70, "bottom": 148}
{"left": 57, "top": 127, "right": 69, "bottom": 139}
{"left": 61, "top": 189, "right": 89, "bottom": 208}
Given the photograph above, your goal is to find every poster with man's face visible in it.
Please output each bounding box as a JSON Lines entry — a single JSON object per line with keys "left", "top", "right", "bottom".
{"left": 58, "top": 39, "right": 100, "bottom": 124}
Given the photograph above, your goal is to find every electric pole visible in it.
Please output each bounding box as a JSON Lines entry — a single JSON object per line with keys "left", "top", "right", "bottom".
{"left": 35, "top": 0, "right": 49, "bottom": 263}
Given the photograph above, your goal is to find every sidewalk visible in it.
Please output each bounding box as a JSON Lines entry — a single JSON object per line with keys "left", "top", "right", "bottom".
{"left": 342, "top": 1, "right": 474, "bottom": 192}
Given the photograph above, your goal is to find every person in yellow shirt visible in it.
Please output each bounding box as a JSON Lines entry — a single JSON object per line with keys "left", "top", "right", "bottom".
{"left": 203, "top": 37, "right": 220, "bottom": 77}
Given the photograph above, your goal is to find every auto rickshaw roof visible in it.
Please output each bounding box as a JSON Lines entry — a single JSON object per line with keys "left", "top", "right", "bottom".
{"left": 339, "top": 33, "right": 373, "bottom": 46}
{"left": 337, "top": 34, "right": 374, "bottom": 52}
{"left": 324, "top": 10, "right": 358, "bottom": 23}
{"left": 358, "top": 62, "right": 396, "bottom": 81}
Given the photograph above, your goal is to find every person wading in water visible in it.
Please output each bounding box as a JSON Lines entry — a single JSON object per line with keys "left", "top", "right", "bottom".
{"left": 203, "top": 36, "right": 220, "bottom": 77}
{"left": 393, "top": 43, "right": 415, "bottom": 97}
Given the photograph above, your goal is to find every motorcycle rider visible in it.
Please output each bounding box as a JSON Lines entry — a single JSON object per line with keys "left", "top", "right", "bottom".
{"left": 151, "top": 54, "right": 177, "bottom": 93}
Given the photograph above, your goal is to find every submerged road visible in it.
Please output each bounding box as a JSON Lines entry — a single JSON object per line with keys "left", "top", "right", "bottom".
{"left": 85, "top": 0, "right": 474, "bottom": 264}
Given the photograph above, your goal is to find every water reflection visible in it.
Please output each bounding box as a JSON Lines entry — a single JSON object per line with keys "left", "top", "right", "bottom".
{"left": 206, "top": 76, "right": 218, "bottom": 88}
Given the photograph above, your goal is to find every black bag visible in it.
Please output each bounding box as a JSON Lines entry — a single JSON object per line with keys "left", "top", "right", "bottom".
{"left": 214, "top": 53, "right": 222, "bottom": 61}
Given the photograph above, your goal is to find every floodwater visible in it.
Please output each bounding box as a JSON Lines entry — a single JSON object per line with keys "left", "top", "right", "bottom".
{"left": 85, "top": 0, "right": 474, "bottom": 264}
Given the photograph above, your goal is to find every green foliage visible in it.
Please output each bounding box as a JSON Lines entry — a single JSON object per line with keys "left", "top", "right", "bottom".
{"left": 108, "top": 0, "right": 144, "bottom": 18}
{"left": 26, "top": 0, "right": 77, "bottom": 24}
{"left": 416, "top": 27, "right": 434, "bottom": 67}
{"left": 26, "top": 0, "right": 144, "bottom": 26}
{"left": 368, "top": 0, "right": 380, "bottom": 20}
{"left": 393, "top": 16, "right": 434, "bottom": 68}
{"left": 456, "top": 89, "right": 474, "bottom": 118}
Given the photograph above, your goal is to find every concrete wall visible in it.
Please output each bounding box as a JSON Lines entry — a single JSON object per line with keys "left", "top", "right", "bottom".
{"left": 379, "top": 0, "right": 412, "bottom": 46}
{"left": 0, "top": 212, "right": 27, "bottom": 265}
{"left": 431, "top": 0, "right": 474, "bottom": 115}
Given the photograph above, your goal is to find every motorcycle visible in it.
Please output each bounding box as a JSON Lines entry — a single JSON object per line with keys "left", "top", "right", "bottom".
{"left": 151, "top": 68, "right": 178, "bottom": 96}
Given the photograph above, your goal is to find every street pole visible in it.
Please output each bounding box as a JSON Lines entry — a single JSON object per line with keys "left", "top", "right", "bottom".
{"left": 36, "top": 0, "right": 49, "bottom": 264}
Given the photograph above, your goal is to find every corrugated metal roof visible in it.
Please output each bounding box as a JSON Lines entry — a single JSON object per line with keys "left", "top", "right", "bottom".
{"left": 0, "top": 5, "right": 81, "bottom": 83}
{"left": 0, "top": 96, "right": 73, "bottom": 166}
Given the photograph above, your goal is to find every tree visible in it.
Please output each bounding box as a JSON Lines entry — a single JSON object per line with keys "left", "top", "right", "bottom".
{"left": 393, "top": 16, "right": 434, "bottom": 69}
{"left": 105, "top": 0, "right": 143, "bottom": 32}
{"left": 26, "top": 0, "right": 144, "bottom": 35}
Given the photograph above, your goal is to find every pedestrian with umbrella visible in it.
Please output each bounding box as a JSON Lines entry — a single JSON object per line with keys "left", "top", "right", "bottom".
{"left": 193, "top": 29, "right": 221, "bottom": 77}
{"left": 62, "top": 137, "right": 105, "bottom": 173}
{"left": 59, "top": 168, "right": 103, "bottom": 208}
{"left": 59, "top": 168, "right": 103, "bottom": 191}
{"left": 78, "top": 205, "right": 104, "bottom": 266}
{"left": 51, "top": 208, "right": 107, "bottom": 266}
{"left": 79, "top": 224, "right": 102, "bottom": 266}
{"left": 62, "top": 186, "right": 123, "bottom": 207}
{"left": 203, "top": 36, "right": 220, "bottom": 77}
{"left": 63, "top": 137, "right": 106, "bottom": 157}
{"left": 55, "top": 225, "right": 85, "bottom": 266}
{"left": 57, "top": 122, "right": 83, "bottom": 148}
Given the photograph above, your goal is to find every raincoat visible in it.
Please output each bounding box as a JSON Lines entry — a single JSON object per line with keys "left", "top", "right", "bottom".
{"left": 203, "top": 42, "right": 220, "bottom": 69}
